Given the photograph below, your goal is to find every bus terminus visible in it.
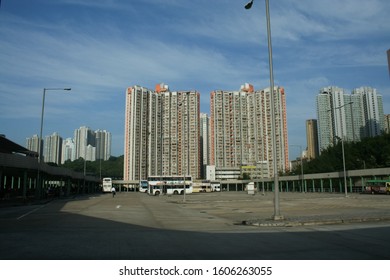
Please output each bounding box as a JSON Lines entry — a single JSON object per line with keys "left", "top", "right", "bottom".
{"left": 102, "top": 177, "right": 112, "bottom": 193}
{"left": 147, "top": 175, "right": 193, "bottom": 196}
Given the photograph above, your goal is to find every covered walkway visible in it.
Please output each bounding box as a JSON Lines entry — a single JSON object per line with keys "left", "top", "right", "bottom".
{"left": 0, "top": 136, "right": 100, "bottom": 203}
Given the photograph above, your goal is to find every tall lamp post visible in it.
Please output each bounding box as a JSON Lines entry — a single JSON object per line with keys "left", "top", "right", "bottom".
{"left": 328, "top": 101, "right": 352, "bottom": 198}
{"left": 245, "top": 0, "right": 283, "bottom": 220}
{"left": 37, "top": 87, "right": 71, "bottom": 198}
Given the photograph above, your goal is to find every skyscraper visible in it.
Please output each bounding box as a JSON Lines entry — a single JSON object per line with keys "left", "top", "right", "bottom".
{"left": 210, "top": 84, "right": 289, "bottom": 177}
{"left": 44, "top": 132, "right": 62, "bottom": 164}
{"left": 124, "top": 84, "right": 200, "bottom": 181}
{"left": 384, "top": 114, "right": 390, "bottom": 134}
{"left": 26, "top": 134, "right": 41, "bottom": 154}
{"left": 352, "top": 86, "right": 384, "bottom": 138}
{"left": 200, "top": 113, "right": 210, "bottom": 178}
{"left": 74, "top": 126, "right": 95, "bottom": 160}
{"left": 95, "top": 129, "right": 111, "bottom": 161}
{"left": 306, "top": 119, "right": 319, "bottom": 160}
{"left": 61, "top": 137, "right": 75, "bottom": 164}
{"left": 316, "top": 86, "right": 384, "bottom": 153}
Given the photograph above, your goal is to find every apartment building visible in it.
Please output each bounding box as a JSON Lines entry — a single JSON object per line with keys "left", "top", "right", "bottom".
{"left": 124, "top": 84, "right": 200, "bottom": 181}
{"left": 74, "top": 126, "right": 96, "bottom": 161}
{"left": 316, "top": 86, "right": 384, "bottom": 153}
{"left": 210, "top": 83, "right": 289, "bottom": 178}
{"left": 26, "top": 134, "right": 41, "bottom": 154}
{"left": 61, "top": 138, "right": 75, "bottom": 164}
{"left": 306, "top": 119, "right": 319, "bottom": 160}
{"left": 200, "top": 113, "right": 210, "bottom": 178}
{"left": 95, "top": 130, "right": 112, "bottom": 161}
{"left": 43, "top": 132, "right": 62, "bottom": 164}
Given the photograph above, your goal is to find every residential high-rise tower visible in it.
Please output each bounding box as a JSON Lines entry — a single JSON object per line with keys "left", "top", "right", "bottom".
{"left": 210, "top": 84, "right": 289, "bottom": 177}
{"left": 123, "top": 84, "right": 200, "bottom": 181}
{"left": 316, "top": 86, "right": 384, "bottom": 153}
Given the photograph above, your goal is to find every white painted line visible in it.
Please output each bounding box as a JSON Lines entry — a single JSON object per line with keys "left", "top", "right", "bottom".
{"left": 116, "top": 205, "right": 121, "bottom": 209}
{"left": 17, "top": 205, "right": 46, "bottom": 220}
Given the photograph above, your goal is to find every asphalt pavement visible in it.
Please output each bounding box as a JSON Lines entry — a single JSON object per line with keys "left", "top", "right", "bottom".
{"left": 1, "top": 191, "right": 390, "bottom": 259}
{"left": 158, "top": 191, "right": 390, "bottom": 228}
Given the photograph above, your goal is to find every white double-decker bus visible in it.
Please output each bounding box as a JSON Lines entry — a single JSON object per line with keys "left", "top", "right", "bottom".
{"left": 147, "top": 175, "right": 193, "bottom": 196}
{"left": 102, "top": 177, "right": 112, "bottom": 193}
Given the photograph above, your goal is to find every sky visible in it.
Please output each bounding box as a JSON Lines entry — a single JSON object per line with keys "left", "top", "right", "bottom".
{"left": 0, "top": 0, "right": 389, "bottom": 160}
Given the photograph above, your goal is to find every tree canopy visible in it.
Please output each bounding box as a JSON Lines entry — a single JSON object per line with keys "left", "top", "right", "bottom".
{"left": 61, "top": 155, "right": 124, "bottom": 179}
{"left": 290, "top": 133, "right": 390, "bottom": 175}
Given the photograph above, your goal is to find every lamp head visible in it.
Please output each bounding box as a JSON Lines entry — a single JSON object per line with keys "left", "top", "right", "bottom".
{"left": 245, "top": 0, "right": 254, "bottom": 9}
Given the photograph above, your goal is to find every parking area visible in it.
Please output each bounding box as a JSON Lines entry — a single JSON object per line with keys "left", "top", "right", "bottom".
{"left": 151, "top": 191, "right": 390, "bottom": 226}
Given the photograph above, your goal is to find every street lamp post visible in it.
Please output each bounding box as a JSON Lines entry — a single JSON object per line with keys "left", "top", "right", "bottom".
{"left": 36, "top": 87, "right": 71, "bottom": 199}
{"left": 245, "top": 0, "right": 283, "bottom": 220}
{"left": 328, "top": 101, "right": 352, "bottom": 198}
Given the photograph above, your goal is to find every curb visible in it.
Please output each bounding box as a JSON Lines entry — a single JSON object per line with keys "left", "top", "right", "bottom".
{"left": 241, "top": 216, "right": 390, "bottom": 227}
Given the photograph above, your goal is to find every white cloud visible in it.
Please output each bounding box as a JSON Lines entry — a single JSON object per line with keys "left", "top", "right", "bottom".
{"left": 1, "top": 0, "right": 389, "bottom": 157}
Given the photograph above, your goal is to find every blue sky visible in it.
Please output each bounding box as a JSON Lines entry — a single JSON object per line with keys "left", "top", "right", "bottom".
{"left": 1, "top": 0, "right": 389, "bottom": 159}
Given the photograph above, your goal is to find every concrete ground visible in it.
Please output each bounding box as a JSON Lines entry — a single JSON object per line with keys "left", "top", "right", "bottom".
{"left": 155, "top": 191, "right": 390, "bottom": 227}
{"left": 2, "top": 191, "right": 390, "bottom": 259}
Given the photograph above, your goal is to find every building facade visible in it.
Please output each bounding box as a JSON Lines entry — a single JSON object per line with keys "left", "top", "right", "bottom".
{"left": 316, "top": 86, "right": 384, "bottom": 153}
{"left": 43, "top": 132, "right": 62, "bottom": 164}
{"left": 200, "top": 113, "right": 210, "bottom": 178}
{"left": 95, "top": 130, "right": 111, "bottom": 161}
{"left": 352, "top": 86, "right": 384, "bottom": 138}
{"left": 210, "top": 84, "right": 289, "bottom": 178}
{"left": 306, "top": 119, "right": 319, "bottom": 160}
{"left": 384, "top": 114, "right": 390, "bottom": 134}
{"left": 61, "top": 137, "right": 75, "bottom": 164}
{"left": 26, "top": 134, "right": 41, "bottom": 154}
{"left": 74, "top": 126, "right": 96, "bottom": 161}
{"left": 124, "top": 84, "right": 200, "bottom": 181}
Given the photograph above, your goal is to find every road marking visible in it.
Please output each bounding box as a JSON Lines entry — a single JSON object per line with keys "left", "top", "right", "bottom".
{"left": 17, "top": 205, "right": 46, "bottom": 220}
{"left": 116, "top": 205, "right": 121, "bottom": 209}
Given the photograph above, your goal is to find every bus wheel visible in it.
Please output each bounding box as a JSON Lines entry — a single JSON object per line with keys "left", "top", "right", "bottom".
{"left": 173, "top": 190, "right": 178, "bottom": 195}
{"left": 155, "top": 191, "right": 160, "bottom": 196}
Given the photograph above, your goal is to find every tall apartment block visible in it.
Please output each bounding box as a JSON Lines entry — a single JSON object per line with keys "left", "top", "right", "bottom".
{"left": 200, "top": 113, "right": 210, "bottom": 178}
{"left": 306, "top": 119, "right": 319, "bottom": 160}
{"left": 61, "top": 138, "right": 75, "bottom": 164}
{"left": 124, "top": 84, "right": 200, "bottom": 181}
{"left": 95, "top": 130, "right": 111, "bottom": 161}
{"left": 26, "top": 134, "right": 41, "bottom": 154}
{"left": 352, "top": 87, "right": 384, "bottom": 138}
{"left": 210, "top": 84, "right": 289, "bottom": 177}
{"left": 44, "top": 132, "right": 62, "bottom": 164}
{"left": 74, "top": 126, "right": 96, "bottom": 161}
{"left": 384, "top": 114, "right": 390, "bottom": 134}
{"left": 27, "top": 128, "right": 110, "bottom": 164}
{"left": 316, "top": 86, "right": 384, "bottom": 153}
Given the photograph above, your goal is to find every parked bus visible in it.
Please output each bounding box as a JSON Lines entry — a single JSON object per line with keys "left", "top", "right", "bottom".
{"left": 192, "top": 181, "right": 211, "bottom": 193}
{"left": 210, "top": 181, "right": 221, "bottom": 192}
{"left": 102, "top": 177, "right": 112, "bottom": 193}
{"left": 139, "top": 180, "right": 148, "bottom": 193}
{"left": 362, "top": 180, "right": 390, "bottom": 194}
{"left": 147, "top": 177, "right": 164, "bottom": 196}
{"left": 147, "top": 175, "right": 193, "bottom": 196}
